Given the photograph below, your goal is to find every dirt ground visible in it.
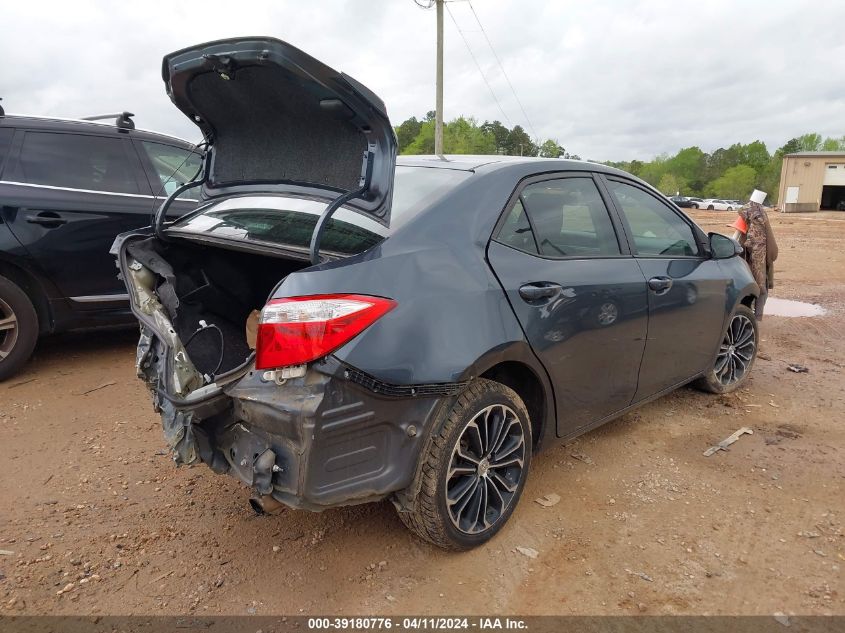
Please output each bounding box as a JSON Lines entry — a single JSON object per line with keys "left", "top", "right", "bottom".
{"left": 1, "top": 210, "right": 843, "bottom": 617}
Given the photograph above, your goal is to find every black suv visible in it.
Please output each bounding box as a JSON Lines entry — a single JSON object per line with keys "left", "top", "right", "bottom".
{"left": 0, "top": 108, "right": 200, "bottom": 379}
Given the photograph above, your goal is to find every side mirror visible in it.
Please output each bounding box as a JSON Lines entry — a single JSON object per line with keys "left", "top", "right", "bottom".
{"left": 709, "top": 232, "right": 743, "bottom": 259}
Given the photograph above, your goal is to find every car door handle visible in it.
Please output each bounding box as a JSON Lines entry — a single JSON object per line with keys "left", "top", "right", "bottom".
{"left": 26, "top": 211, "right": 67, "bottom": 228}
{"left": 519, "top": 282, "right": 562, "bottom": 301}
{"left": 648, "top": 277, "right": 673, "bottom": 294}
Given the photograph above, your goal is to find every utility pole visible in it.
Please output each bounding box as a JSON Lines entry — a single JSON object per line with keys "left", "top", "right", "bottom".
{"left": 435, "top": 0, "right": 444, "bottom": 156}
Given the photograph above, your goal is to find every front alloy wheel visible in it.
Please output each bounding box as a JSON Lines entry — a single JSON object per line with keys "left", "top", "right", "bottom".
{"left": 714, "top": 312, "right": 755, "bottom": 386}
{"left": 696, "top": 304, "right": 758, "bottom": 394}
{"left": 398, "top": 379, "right": 532, "bottom": 550}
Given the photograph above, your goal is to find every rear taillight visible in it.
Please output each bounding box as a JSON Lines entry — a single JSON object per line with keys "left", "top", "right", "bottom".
{"left": 255, "top": 294, "right": 397, "bottom": 370}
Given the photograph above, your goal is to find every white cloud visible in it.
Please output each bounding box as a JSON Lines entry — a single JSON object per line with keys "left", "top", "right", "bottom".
{"left": 2, "top": 0, "right": 843, "bottom": 160}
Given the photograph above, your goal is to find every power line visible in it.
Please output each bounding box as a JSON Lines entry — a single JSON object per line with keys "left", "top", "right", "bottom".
{"left": 445, "top": 3, "right": 512, "bottom": 126}
{"left": 467, "top": 0, "right": 538, "bottom": 140}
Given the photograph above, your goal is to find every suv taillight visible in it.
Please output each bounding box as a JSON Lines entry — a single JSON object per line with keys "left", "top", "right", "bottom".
{"left": 255, "top": 294, "right": 397, "bottom": 370}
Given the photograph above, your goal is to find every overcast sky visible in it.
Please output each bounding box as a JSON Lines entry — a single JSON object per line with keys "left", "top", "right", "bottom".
{"left": 3, "top": 0, "right": 844, "bottom": 161}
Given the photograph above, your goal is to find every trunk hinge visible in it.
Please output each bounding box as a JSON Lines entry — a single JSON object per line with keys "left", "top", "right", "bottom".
{"left": 308, "top": 146, "right": 375, "bottom": 265}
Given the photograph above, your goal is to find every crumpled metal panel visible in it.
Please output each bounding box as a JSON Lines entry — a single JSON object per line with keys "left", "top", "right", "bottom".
{"left": 159, "top": 398, "right": 199, "bottom": 465}
{"left": 125, "top": 256, "right": 203, "bottom": 397}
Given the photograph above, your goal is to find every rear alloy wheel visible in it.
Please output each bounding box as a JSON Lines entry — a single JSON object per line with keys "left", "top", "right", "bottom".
{"left": 695, "top": 304, "right": 758, "bottom": 394}
{"left": 398, "top": 379, "right": 532, "bottom": 550}
{"left": 0, "top": 275, "right": 39, "bottom": 381}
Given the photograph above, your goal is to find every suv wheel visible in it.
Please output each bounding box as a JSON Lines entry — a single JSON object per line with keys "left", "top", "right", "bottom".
{"left": 398, "top": 379, "right": 532, "bottom": 550}
{"left": 0, "top": 275, "right": 39, "bottom": 381}
{"left": 696, "top": 305, "right": 757, "bottom": 394}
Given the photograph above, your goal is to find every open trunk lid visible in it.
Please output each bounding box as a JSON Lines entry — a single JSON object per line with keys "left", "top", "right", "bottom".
{"left": 163, "top": 36, "right": 396, "bottom": 225}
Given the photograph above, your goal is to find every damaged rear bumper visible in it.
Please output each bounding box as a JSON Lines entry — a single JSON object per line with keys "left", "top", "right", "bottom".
{"left": 142, "top": 332, "right": 446, "bottom": 510}
{"left": 118, "top": 236, "right": 457, "bottom": 511}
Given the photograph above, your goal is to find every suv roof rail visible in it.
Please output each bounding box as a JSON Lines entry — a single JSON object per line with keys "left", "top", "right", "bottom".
{"left": 81, "top": 111, "right": 135, "bottom": 130}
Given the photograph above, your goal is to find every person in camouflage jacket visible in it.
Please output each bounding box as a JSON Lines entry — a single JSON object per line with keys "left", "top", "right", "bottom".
{"left": 736, "top": 199, "right": 778, "bottom": 319}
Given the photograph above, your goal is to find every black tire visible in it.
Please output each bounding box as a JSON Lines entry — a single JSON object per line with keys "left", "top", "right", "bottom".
{"left": 398, "top": 378, "right": 532, "bottom": 550}
{"left": 707, "top": 205, "right": 715, "bottom": 210}
{"left": 727, "top": 207, "right": 733, "bottom": 212}
{"left": 691, "top": 203, "right": 699, "bottom": 209}
{"left": 0, "top": 275, "right": 39, "bottom": 381}
{"left": 695, "top": 304, "right": 758, "bottom": 394}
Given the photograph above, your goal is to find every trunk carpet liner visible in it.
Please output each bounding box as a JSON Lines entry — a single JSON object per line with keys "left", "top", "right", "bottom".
{"left": 189, "top": 65, "right": 366, "bottom": 190}
{"left": 177, "top": 302, "right": 252, "bottom": 377}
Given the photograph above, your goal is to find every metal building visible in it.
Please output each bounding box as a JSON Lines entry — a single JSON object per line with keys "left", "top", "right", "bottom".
{"left": 778, "top": 151, "right": 845, "bottom": 212}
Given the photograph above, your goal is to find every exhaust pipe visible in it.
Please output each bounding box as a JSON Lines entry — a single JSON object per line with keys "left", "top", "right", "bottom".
{"left": 249, "top": 495, "right": 284, "bottom": 515}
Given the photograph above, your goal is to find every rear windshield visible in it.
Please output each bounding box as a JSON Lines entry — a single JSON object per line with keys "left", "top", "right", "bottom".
{"left": 168, "top": 165, "right": 471, "bottom": 256}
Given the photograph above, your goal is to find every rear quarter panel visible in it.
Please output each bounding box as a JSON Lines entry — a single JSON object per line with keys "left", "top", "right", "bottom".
{"left": 276, "top": 169, "right": 535, "bottom": 386}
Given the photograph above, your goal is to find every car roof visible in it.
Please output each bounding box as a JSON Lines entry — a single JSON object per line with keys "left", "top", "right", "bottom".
{"left": 396, "top": 154, "right": 631, "bottom": 177}
{"left": 0, "top": 113, "right": 197, "bottom": 148}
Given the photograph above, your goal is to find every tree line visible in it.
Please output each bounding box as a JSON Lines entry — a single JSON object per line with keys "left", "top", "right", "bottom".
{"left": 395, "top": 111, "right": 578, "bottom": 159}
{"left": 606, "top": 133, "right": 845, "bottom": 203}
{"left": 395, "top": 114, "right": 845, "bottom": 204}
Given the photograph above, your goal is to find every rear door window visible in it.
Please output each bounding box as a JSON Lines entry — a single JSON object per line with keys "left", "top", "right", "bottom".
{"left": 16, "top": 132, "right": 140, "bottom": 194}
{"left": 606, "top": 180, "right": 700, "bottom": 257}
{"left": 496, "top": 199, "right": 538, "bottom": 254}
{"left": 509, "top": 177, "right": 621, "bottom": 257}
{"left": 140, "top": 141, "right": 203, "bottom": 200}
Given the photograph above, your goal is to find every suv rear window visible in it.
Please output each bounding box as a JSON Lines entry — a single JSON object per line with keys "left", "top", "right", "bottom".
{"left": 141, "top": 141, "right": 203, "bottom": 200}
{"left": 17, "top": 132, "right": 139, "bottom": 194}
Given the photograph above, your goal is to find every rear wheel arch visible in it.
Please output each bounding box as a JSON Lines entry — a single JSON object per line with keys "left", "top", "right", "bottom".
{"left": 397, "top": 357, "right": 552, "bottom": 512}
{"left": 480, "top": 360, "right": 549, "bottom": 450}
{"left": 397, "top": 377, "right": 533, "bottom": 549}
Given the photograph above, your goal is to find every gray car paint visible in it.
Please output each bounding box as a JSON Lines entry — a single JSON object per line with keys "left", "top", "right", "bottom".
{"left": 277, "top": 157, "right": 756, "bottom": 416}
